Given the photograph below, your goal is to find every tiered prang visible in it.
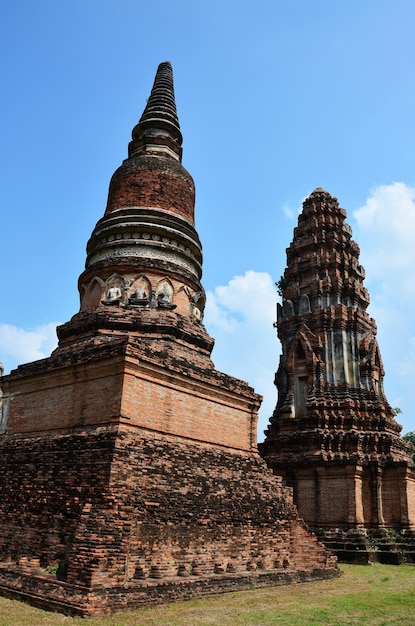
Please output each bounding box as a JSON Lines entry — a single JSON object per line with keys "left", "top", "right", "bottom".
{"left": 260, "top": 189, "right": 415, "bottom": 561}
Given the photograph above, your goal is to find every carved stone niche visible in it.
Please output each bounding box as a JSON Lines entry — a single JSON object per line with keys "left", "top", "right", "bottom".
{"left": 102, "top": 274, "right": 125, "bottom": 306}
{"left": 80, "top": 276, "right": 105, "bottom": 312}
{"left": 188, "top": 289, "right": 205, "bottom": 322}
{"left": 298, "top": 294, "right": 311, "bottom": 314}
{"left": 129, "top": 275, "right": 151, "bottom": 306}
{"left": 156, "top": 279, "right": 176, "bottom": 310}
{"left": 282, "top": 300, "right": 294, "bottom": 318}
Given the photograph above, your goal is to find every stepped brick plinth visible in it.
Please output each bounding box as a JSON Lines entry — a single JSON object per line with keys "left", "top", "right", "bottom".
{"left": 0, "top": 65, "right": 339, "bottom": 616}
{"left": 260, "top": 189, "right": 415, "bottom": 560}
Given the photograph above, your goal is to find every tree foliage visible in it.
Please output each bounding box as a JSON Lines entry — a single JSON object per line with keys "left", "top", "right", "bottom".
{"left": 275, "top": 276, "right": 288, "bottom": 297}
{"left": 402, "top": 431, "right": 415, "bottom": 446}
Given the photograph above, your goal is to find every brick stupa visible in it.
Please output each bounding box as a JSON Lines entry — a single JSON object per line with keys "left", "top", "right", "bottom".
{"left": 260, "top": 189, "right": 415, "bottom": 561}
{"left": 0, "top": 64, "right": 338, "bottom": 616}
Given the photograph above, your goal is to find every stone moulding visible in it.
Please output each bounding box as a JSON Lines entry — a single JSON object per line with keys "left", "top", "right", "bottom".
{"left": 0, "top": 565, "right": 340, "bottom": 617}
{"left": 85, "top": 207, "right": 203, "bottom": 280}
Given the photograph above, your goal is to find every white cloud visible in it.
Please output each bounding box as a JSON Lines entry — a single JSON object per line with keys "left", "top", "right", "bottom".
{"left": 204, "top": 271, "right": 279, "bottom": 440}
{"left": 353, "top": 182, "right": 415, "bottom": 433}
{"left": 281, "top": 198, "right": 305, "bottom": 221}
{"left": 282, "top": 203, "right": 294, "bottom": 219}
{"left": 354, "top": 183, "right": 415, "bottom": 285}
{"left": 0, "top": 322, "right": 59, "bottom": 374}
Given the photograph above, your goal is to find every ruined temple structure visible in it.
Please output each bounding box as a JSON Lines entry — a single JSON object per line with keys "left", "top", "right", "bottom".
{"left": 0, "top": 65, "right": 339, "bottom": 616}
{"left": 260, "top": 188, "right": 415, "bottom": 563}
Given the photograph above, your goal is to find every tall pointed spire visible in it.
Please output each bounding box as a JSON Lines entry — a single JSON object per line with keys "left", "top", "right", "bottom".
{"left": 104, "top": 62, "right": 193, "bottom": 221}
{"left": 75, "top": 61, "right": 205, "bottom": 329}
{"left": 129, "top": 61, "right": 183, "bottom": 161}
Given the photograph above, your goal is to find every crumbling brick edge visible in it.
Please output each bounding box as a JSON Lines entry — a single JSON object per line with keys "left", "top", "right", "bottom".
{"left": 0, "top": 566, "right": 342, "bottom": 617}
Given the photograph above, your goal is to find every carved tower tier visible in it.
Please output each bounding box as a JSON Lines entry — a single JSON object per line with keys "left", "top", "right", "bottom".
{"left": 0, "top": 67, "right": 339, "bottom": 616}
{"left": 260, "top": 188, "right": 415, "bottom": 559}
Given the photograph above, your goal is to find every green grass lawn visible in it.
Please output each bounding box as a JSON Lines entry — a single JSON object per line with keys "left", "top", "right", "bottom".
{"left": 0, "top": 564, "right": 414, "bottom": 626}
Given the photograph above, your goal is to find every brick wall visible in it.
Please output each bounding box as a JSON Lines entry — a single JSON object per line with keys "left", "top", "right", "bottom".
{"left": 4, "top": 359, "right": 124, "bottom": 434}
{"left": 3, "top": 327, "right": 259, "bottom": 450}
{"left": 121, "top": 357, "right": 257, "bottom": 450}
{"left": 105, "top": 155, "right": 195, "bottom": 223}
{"left": 0, "top": 424, "right": 338, "bottom": 615}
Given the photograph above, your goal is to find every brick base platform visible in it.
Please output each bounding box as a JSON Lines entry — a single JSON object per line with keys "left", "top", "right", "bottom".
{"left": 0, "top": 425, "right": 339, "bottom": 615}
{"left": 0, "top": 564, "right": 340, "bottom": 617}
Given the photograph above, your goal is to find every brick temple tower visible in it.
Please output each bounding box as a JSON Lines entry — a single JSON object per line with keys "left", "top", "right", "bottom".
{"left": 0, "top": 65, "right": 338, "bottom": 616}
{"left": 260, "top": 188, "right": 415, "bottom": 561}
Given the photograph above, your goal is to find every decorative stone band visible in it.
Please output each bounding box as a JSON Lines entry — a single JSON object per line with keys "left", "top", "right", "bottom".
{"left": 88, "top": 245, "right": 199, "bottom": 278}
{"left": 85, "top": 207, "right": 203, "bottom": 280}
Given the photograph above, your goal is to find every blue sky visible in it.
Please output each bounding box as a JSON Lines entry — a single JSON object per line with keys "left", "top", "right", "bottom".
{"left": 2, "top": 0, "right": 415, "bottom": 438}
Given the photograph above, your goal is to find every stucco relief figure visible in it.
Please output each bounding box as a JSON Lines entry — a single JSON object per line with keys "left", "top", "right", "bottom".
{"left": 190, "top": 303, "right": 202, "bottom": 320}
{"left": 129, "top": 286, "right": 149, "bottom": 305}
{"left": 275, "top": 360, "right": 288, "bottom": 406}
{"left": 156, "top": 283, "right": 176, "bottom": 309}
{"left": 294, "top": 375, "right": 308, "bottom": 418}
{"left": 188, "top": 289, "right": 204, "bottom": 321}
{"left": 157, "top": 288, "right": 171, "bottom": 304}
{"left": 103, "top": 286, "right": 122, "bottom": 305}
